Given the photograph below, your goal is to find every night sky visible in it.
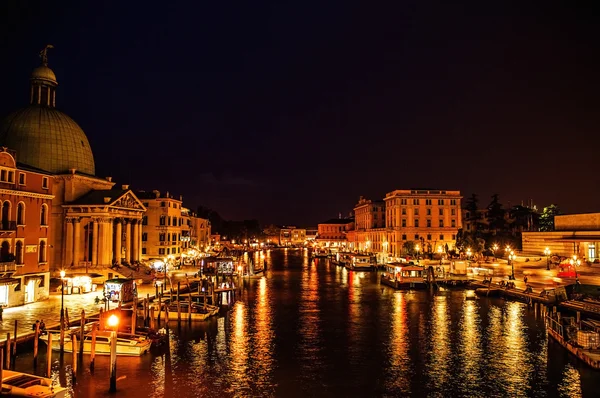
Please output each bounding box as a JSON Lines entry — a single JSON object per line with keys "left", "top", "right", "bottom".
{"left": 1, "top": 1, "right": 599, "bottom": 226}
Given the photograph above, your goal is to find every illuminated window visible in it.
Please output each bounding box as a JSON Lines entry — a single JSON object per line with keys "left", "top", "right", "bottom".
{"left": 415, "top": 219, "right": 420, "bottom": 227}
{"left": 439, "top": 219, "right": 444, "bottom": 227}
{"left": 426, "top": 220, "right": 431, "bottom": 227}
{"left": 42, "top": 177, "right": 48, "bottom": 189}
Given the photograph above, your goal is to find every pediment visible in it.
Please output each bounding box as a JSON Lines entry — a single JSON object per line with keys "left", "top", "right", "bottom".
{"left": 112, "top": 191, "right": 146, "bottom": 211}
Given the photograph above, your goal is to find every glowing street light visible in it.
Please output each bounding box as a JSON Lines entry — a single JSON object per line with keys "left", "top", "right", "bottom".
{"left": 437, "top": 246, "right": 443, "bottom": 265}
{"left": 415, "top": 244, "right": 420, "bottom": 259}
{"left": 492, "top": 244, "right": 499, "bottom": 261}
{"left": 569, "top": 255, "right": 581, "bottom": 282}
{"left": 107, "top": 314, "right": 119, "bottom": 392}
{"left": 544, "top": 247, "right": 551, "bottom": 270}
{"left": 509, "top": 252, "right": 516, "bottom": 280}
{"left": 466, "top": 247, "right": 472, "bottom": 259}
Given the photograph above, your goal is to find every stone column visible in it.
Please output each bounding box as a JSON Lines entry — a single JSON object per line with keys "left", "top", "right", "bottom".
{"left": 125, "top": 219, "right": 132, "bottom": 264}
{"left": 139, "top": 219, "right": 143, "bottom": 261}
{"left": 132, "top": 220, "right": 139, "bottom": 262}
{"left": 98, "top": 219, "right": 106, "bottom": 266}
{"left": 73, "top": 218, "right": 81, "bottom": 266}
{"left": 92, "top": 219, "right": 99, "bottom": 265}
{"left": 65, "top": 218, "right": 74, "bottom": 267}
{"left": 114, "top": 219, "right": 122, "bottom": 263}
{"left": 106, "top": 218, "right": 114, "bottom": 265}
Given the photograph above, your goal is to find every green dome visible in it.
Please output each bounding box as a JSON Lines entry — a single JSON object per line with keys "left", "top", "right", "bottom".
{"left": 0, "top": 105, "right": 95, "bottom": 175}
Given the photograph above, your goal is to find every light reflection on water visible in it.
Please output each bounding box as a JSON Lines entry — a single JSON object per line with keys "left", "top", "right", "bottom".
{"left": 11, "top": 250, "right": 599, "bottom": 397}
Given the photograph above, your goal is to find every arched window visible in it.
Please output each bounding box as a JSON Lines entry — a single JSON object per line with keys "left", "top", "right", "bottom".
{"left": 17, "top": 202, "right": 25, "bottom": 225}
{"left": 39, "top": 240, "right": 47, "bottom": 263}
{"left": 1, "top": 201, "right": 10, "bottom": 230}
{"left": 40, "top": 204, "right": 48, "bottom": 226}
{"left": 15, "top": 241, "right": 23, "bottom": 264}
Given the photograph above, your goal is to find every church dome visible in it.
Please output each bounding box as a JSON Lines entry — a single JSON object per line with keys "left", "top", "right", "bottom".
{"left": 0, "top": 48, "right": 96, "bottom": 175}
{"left": 0, "top": 106, "right": 95, "bottom": 175}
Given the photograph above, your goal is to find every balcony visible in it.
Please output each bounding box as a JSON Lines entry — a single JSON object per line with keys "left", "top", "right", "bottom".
{"left": 0, "top": 261, "right": 17, "bottom": 274}
{"left": 0, "top": 221, "right": 17, "bottom": 232}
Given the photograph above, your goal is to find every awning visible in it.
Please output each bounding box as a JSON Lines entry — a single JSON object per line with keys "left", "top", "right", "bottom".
{"left": 0, "top": 278, "right": 20, "bottom": 286}
{"left": 25, "top": 275, "right": 44, "bottom": 284}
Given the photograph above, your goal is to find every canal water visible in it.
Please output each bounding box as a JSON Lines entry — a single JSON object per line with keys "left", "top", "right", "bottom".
{"left": 13, "top": 249, "right": 599, "bottom": 397}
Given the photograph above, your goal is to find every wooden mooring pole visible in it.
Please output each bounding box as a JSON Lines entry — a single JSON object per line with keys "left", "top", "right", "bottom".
{"left": 90, "top": 323, "right": 97, "bottom": 371}
{"left": 12, "top": 320, "right": 17, "bottom": 366}
{"left": 33, "top": 321, "right": 40, "bottom": 367}
{"left": 79, "top": 310, "right": 85, "bottom": 360}
{"left": 109, "top": 331, "right": 117, "bottom": 392}
{"left": 46, "top": 332, "right": 52, "bottom": 377}
{"left": 177, "top": 282, "right": 181, "bottom": 322}
{"left": 6, "top": 333, "right": 10, "bottom": 370}
{"left": 72, "top": 334, "right": 78, "bottom": 385}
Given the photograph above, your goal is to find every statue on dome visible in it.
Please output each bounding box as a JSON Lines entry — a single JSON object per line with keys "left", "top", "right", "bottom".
{"left": 39, "top": 44, "right": 54, "bottom": 66}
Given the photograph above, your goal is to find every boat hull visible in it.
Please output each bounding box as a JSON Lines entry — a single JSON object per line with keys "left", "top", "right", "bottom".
{"left": 2, "top": 369, "right": 67, "bottom": 398}
{"left": 39, "top": 332, "right": 151, "bottom": 356}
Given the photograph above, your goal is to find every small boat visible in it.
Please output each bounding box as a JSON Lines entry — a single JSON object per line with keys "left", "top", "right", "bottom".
{"left": 546, "top": 314, "right": 600, "bottom": 369}
{"left": 39, "top": 330, "right": 151, "bottom": 356}
{"left": 2, "top": 369, "right": 67, "bottom": 398}
{"left": 161, "top": 300, "right": 220, "bottom": 321}
{"left": 380, "top": 264, "right": 427, "bottom": 289}
{"left": 311, "top": 248, "right": 329, "bottom": 259}
{"left": 345, "top": 254, "right": 377, "bottom": 271}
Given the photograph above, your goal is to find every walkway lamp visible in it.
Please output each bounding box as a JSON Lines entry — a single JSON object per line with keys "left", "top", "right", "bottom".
{"left": 437, "top": 246, "right": 443, "bottom": 265}
{"left": 415, "top": 244, "right": 420, "bottom": 259}
{"left": 569, "top": 255, "right": 581, "bottom": 282}
{"left": 60, "top": 270, "right": 66, "bottom": 323}
{"left": 466, "top": 247, "right": 472, "bottom": 260}
{"left": 544, "top": 247, "right": 551, "bottom": 270}
{"left": 509, "top": 252, "right": 516, "bottom": 280}
{"left": 492, "top": 244, "right": 498, "bottom": 261}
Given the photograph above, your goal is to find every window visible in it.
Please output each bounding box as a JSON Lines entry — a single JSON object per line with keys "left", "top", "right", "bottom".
{"left": 18, "top": 173, "right": 26, "bottom": 185}
{"left": 160, "top": 201, "right": 166, "bottom": 207}
{"left": 402, "top": 219, "right": 406, "bottom": 227}
{"left": 401, "top": 199, "right": 407, "bottom": 205}
{"left": 414, "top": 199, "right": 420, "bottom": 205}
{"left": 159, "top": 248, "right": 165, "bottom": 255}
{"left": 427, "top": 234, "right": 432, "bottom": 240}
{"left": 42, "top": 177, "right": 48, "bottom": 189}
{"left": 160, "top": 216, "right": 166, "bottom": 226}
{"left": 8, "top": 171, "right": 13, "bottom": 182}
{"left": 426, "top": 220, "right": 431, "bottom": 227}
{"left": 438, "top": 199, "right": 444, "bottom": 205}
{"left": 440, "top": 234, "right": 444, "bottom": 240}
{"left": 168, "top": 216, "right": 171, "bottom": 226}
{"left": 402, "top": 234, "right": 407, "bottom": 240}
{"left": 15, "top": 241, "right": 24, "bottom": 264}
{"left": 426, "top": 199, "right": 432, "bottom": 205}
{"left": 450, "top": 199, "right": 457, "bottom": 205}
{"left": 415, "top": 219, "right": 420, "bottom": 227}
{"left": 451, "top": 219, "right": 456, "bottom": 228}
{"left": 142, "top": 233, "right": 147, "bottom": 242}
{"left": 414, "top": 208, "right": 419, "bottom": 216}
{"left": 452, "top": 234, "right": 456, "bottom": 240}
{"left": 451, "top": 209, "right": 456, "bottom": 216}
{"left": 414, "top": 234, "right": 419, "bottom": 240}
{"left": 439, "top": 219, "right": 444, "bottom": 227}
{"left": 142, "top": 248, "right": 147, "bottom": 255}
{"left": 17, "top": 202, "right": 25, "bottom": 225}
{"left": 159, "top": 233, "right": 165, "bottom": 242}
{"left": 40, "top": 204, "right": 48, "bottom": 226}
{"left": 426, "top": 208, "right": 431, "bottom": 216}
{"left": 439, "top": 208, "right": 444, "bottom": 216}
{"left": 39, "top": 240, "right": 47, "bottom": 263}
{"left": 142, "top": 216, "right": 148, "bottom": 225}
{"left": 167, "top": 248, "right": 170, "bottom": 254}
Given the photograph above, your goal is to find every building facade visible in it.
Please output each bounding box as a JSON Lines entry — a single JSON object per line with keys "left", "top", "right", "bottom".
{"left": 316, "top": 218, "right": 354, "bottom": 247}
{"left": 522, "top": 213, "right": 600, "bottom": 261}
{"left": 280, "top": 226, "right": 306, "bottom": 246}
{"left": 353, "top": 197, "right": 386, "bottom": 253}
{"left": 139, "top": 191, "right": 183, "bottom": 261}
{"left": 384, "top": 189, "right": 462, "bottom": 258}
{"left": 0, "top": 148, "right": 54, "bottom": 307}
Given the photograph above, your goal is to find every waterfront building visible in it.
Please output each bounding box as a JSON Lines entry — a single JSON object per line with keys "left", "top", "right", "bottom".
{"left": 0, "top": 49, "right": 145, "bottom": 284}
{"left": 384, "top": 189, "right": 462, "bottom": 258}
{"left": 191, "top": 214, "right": 212, "bottom": 251}
{"left": 137, "top": 190, "right": 183, "bottom": 261}
{"left": 280, "top": 226, "right": 306, "bottom": 246}
{"left": 0, "top": 148, "right": 54, "bottom": 306}
{"left": 305, "top": 227, "right": 317, "bottom": 242}
{"left": 522, "top": 213, "right": 600, "bottom": 261}
{"left": 316, "top": 218, "right": 354, "bottom": 247}
{"left": 353, "top": 197, "right": 386, "bottom": 258}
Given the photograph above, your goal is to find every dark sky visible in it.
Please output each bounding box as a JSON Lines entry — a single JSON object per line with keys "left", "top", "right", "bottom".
{"left": 1, "top": 1, "right": 599, "bottom": 226}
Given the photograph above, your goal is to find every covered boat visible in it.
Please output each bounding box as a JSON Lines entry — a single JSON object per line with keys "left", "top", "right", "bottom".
{"left": 381, "top": 263, "right": 427, "bottom": 289}
{"left": 2, "top": 370, "right": 66, "bottom": 398}
{"left": 40, "top": 330, "right": 151, "bottom": 356}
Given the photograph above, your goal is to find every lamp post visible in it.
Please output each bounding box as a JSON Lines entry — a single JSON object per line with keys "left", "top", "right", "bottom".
{"left": 509, "top": 252, "right": 516, "bottom": 280}
{"left": 492, "top": 244, "right": 498, "bottom": 261}
{"left": 107, "top": 314, "right": 119, "bottom": 392}
{"left": 437, "top": 246, "right": 443, "bottom": 265}
{"left": 60, "top": 269, "right": 65, "bottom": 353}
{"left": 544, "top": 247, "right": 551, "bottom": 271}
{"left": 466, "top": 247, "right": 472, "bottom": 260}
{"left": 570, "top": 255, "right": 581, "bottom": 282}
{"left": 163, "top": 257, "right": 168, "bottom": 293}
{"left": 415, "top": 244, "right": 420, "bottom": 260}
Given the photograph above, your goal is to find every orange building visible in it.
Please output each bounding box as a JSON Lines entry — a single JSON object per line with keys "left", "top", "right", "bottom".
{"left": 0, "top": 148, "right": 54, "bottom": 307}
{"left": 316, "top": 218, "right": 354, "bottom": 247}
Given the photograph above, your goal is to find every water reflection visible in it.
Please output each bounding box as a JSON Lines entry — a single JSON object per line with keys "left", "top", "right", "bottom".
{"left": 9, "top": 250, "right": 600, "bottom": 397}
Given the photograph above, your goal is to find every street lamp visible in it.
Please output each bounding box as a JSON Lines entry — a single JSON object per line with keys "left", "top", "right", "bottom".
{"left": 509, "top": 252, "right": 516, "bottom": 280}
{"left": 466, "top": 247, "right": 472, "bottom": 260}
{"left": 544, "top": 247, "right": 551, "bottom": 271}
{"left": 60, "top": 269, "right": 66, "bottom": 324}
{"left": 415, "top": 244, "right": 420, "bottom": 259}
{"left": 437, "top": 246, "right": 443, "bottom": 265}
{"left": 492, "top": 244, "right": 498, "bottom": 261}
{"left": 107, "top": 314, "right": 119, "bottom": 392}
{"left": 569, "top": 255, "right": 581, "bottom": 282}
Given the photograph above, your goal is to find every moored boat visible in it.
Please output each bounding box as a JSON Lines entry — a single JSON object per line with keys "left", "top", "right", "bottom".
{"left": 546, "top": 313, "right": 600, "bottom": 369}
{"left": 345, "top": 254, "right": 377, "bottom": 271}
{"left": 39, "top": 330, "right": 151, "bottom": 356}
{"left": 160, "top": 300, "right": 220, "bottom": 321}
{"left": 2, "top": 370, "right": 66, "bottom": 398}
{"left": 380, "top": 263, "right": 427, "bottom": 289}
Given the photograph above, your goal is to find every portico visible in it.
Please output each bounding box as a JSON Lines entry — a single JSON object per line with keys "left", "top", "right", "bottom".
{"left": 62, "top": 189, "right": 145, "bottom": 267}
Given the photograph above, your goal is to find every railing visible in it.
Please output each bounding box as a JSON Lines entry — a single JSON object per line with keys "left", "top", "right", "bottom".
{"left": 0, "top": 221, "right": 17, "bottom": 231}
{"left": 0, "top": 261, "right": 16, "bottom": 272}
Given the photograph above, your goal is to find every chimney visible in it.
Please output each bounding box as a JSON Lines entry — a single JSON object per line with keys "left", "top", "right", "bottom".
{"left": 104, "top": 197, "right": 111, "bottom": 203}
{"left": 106, "top": 176, "right": 112, "bottom": 182}
{"left": 122, "top": 184, "right": 129, "bottom": 190}
{"left": 69, "top": 168, "right": 76, "bottom": 174}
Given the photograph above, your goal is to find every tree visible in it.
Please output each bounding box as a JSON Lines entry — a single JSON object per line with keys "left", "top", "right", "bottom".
{"left": 465, "top": 193, "right": 482, "bottom": 232}
{"left": 402, "top": 241, "right": 415, "bottom": 255}
{"left": 509, "top": 204, "right": 539, "bottom": 233}
{"left": 486, "top": 194, "right": 505, "bottom": 232}
{"left": 539, "top": 204, "right": 561, "bottom": 232}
